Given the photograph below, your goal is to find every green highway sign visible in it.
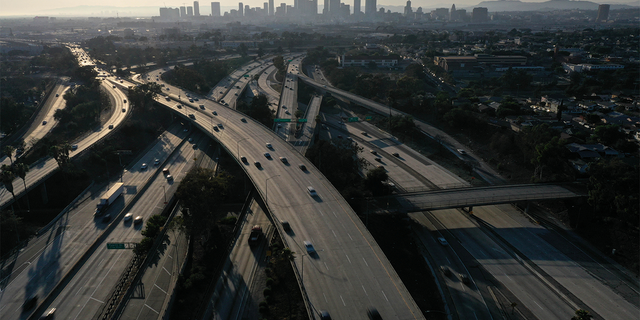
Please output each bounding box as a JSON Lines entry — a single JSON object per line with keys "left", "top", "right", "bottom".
{"left": 274, "top": 118, "right": 292, "bottom": 122}
{"left": 297, "top": 118, "right": 308, "bottom": 123}
{"left": 348, "top": 117, "right": 359, "bottom": 122}
{"left": 107, "top": 243, "right": 125, "bottom": 249}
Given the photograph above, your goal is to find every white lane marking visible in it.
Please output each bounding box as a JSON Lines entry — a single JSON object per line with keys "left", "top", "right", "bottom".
{"left": 90, "top": 297, "right": 104, "bottom": 304}
{"left": 362, "top": 258, "right": 368, "bottom": 267}
{"left": 534, "top": 300, "right": 544, "bottom": 310}
{"left": 154, "top": 284, "right": 168, "bottom": 295}
{"left": 332, "top": 211, "right": 337, "bottom": 217}
{"left": 345, "top": 254, "right": 351, "bottom": 264}
{"left": 340, "top": 295, "right": 346, "bottom": 306}
{"left": 144, "top": 304, "right": 160, "bottom": 314}
{"left": 324, "top": 262, "right": 329, "bottom": 270}
{"left": 382, "top": 290, "right": 389, "bottom": 302}
{"left": 332, "top": 230, "right": 337, "bottom": 238}
{"left": 362, "top": 285, "right": 368, "bottom": 295}
{"left": 347, "top": 233, "right": 353, "bottom": 241}
{"left": 323, "top": 293, "right": 328, "bottom": 302}
{"left": 473, "top": 311, "right": 479, "bottom": 320}
{"left": 163, "top": 267, "right": 171, "bottom": 275}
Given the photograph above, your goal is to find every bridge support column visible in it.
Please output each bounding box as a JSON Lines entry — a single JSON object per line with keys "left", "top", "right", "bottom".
{"left": 41, "top": 180, "right": 48, "bottom": 205}
{"left": 468, "top": 206, "right": 473, "bottom": 214}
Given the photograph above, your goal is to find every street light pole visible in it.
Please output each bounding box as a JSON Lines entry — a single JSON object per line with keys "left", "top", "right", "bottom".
{"left": 237, "top": 138, "right": 248, "bottom": 159}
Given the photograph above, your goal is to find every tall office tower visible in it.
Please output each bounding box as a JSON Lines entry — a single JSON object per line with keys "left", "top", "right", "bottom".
{"left": 450, "top": 4, "right": 456, "bottom": 21}
{"left": 471, "top": 7, "right": 487, "bottom": 23}
{"left": 194, "top": 1, "right": 200, "bottom": 15}
{"left": 239, "top": 2, "right": 244, "bottom": 16}
{"left": 211, "top": 2, "right": 221, "bottom": 16}
{"left": 280, "top": 3, "right": 286, "bottom": 14}
{"left": 264, "top": 2, "right": 268, "bottom": 13}
{"left": 269, "top": 0, "right": 275, "bottom": 15}
{"left": 354, "top": 0, "right": 361, "bottom": 14}
{"left": 596, "top": 4, "right": 610, "bottom": 22}
{"left": 245, "top": 5, "right": 250, "bottom": 16}
{"left": 180, "top": 6, "right": 187, "bottom": 17}
{"left": 365, "top": 0, "right": 376, "bottom": 16}
{"left": 187, "top": 6, "right": 194, "bottom": 16}
{"left": 323, "top": 0, "right": 329, "bottom": 14}
{"left": 330, "top": 0, "right": 340, "bottom": 14}
{"left": 404, "top": 0, "right": 412, "bottom": 16}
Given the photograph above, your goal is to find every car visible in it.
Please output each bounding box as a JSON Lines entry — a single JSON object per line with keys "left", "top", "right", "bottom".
{"left": 459, "top": 273, "right": 470, "bottom": 284}
{"left": 457, "top": 149, "right": 466, "bottom": 155}
{"left": 320, "top": 310, "right": 331, "bottom": 320}
{"left": 266, "top": 143, "right": 272, "bottom": 149}
{"left": 189, "top": 114, "right": 195, "bottom": 119}
{"left": 189, "top": 99, "right": 194, "bottom": 102}
{"left": 162, "top": 168, "right": 170, "bottom": 174}
{"left": 440, "top": 265, "right": 452, "bottom": 276}
{"left": 337, "top": 135, "right": 342, "bottom": 139}
{"left": 361, "top": 131, "right": 367, "bottom": 135}
{"left": 240, "top": 118, "right": 246, "bottom": 122}
{"left": 217, "top": 123, "right": 223, "bottom": 128}
{"left": 108, "top": 124, "right": 114, "bottom": 129}
{"left": 374, "top": 157, "right": 382, "bottom": 162}
{"left": 154, "top": 159, "right": 160, "bottom": 165}
{"left": 166, "top": 175, "right": 173, "bottom": 181}
{"left": 299, "top": 164, "right": 307, "bottom": 171}
{"left": 285, "top": 110, "right": 290, "bottom": 115}
{"left": 194, "top": 98, "right": 199, "bottom": 101}
{"left": 370, "top": 150, "right": 377, "bottom": 155}
{"left": 134, "top": 216, "right": 143, "bottom": 224}
{"left": 141, "top": 163, "right": 148, "bottom": 169}
{"left": 367, "top": 307, "right": 382, "bottom": 320}
{"left": 199, "top": 104, "right": 205, "bottom": 109}
{"left": 213, "top": 126, "right": 219, "bottom": 132}
{"left": 103, "top": 214, "right": 111, "bottom": 222}
{"left": 279, "top": 157, "right": 288, "bottom": 163}
{"left": 277, "top": 124, "right": 282, "bottom": 128}
{"left": 112, "top": 85, "right": 116, "bottom": 88}
{"left": 123, "top": 99, "right": 127, "bottom": 103}
{"left": 55, "top": 93, "right": 60, "bottom": 97}
{"left": 71, "top": 144, "right": 78, "bottom": 150}
{"left": 264, "top": 152, "right": 271, "bottom": 159}
{"left": 254, "top": 161, "right": 261, "bottom": 168}
{"left": 307, "top": 186, "right": 317, "bottom": 197}
{"left": 240, "top": 156, "right": 247, "bottom": 163}
{"left": 281, "top": 220, "right": 291, "bottom": 231}
{"left": 437, "top": 237, "right": 448, "bottom": 246}
{"left": 124, "top": 213, "right": 133, "bottom": 221}
{"left": 392, "top": 152, "right": 400, "bottom": 157}
{"left": 212, "top": 111, "right": 218, "bottom": 115}
{"left": 338, "top": 121, "right": 344, "bottom": 125}
{"left": 122, "top": 108, "right": 126, "bottom": 112}
{"left": 42, "top": 307, "right": 56, "bottom": 319}
{"left": 282, "top": 105, "right": 287, "bottom": 109}
{"left": 188, "top": 138, "right": 193, "bottom": 142}
{"left": 304, "top": 241, "right": 315, "bottom": 253}
{"left": 42, "top": 120, "right": 47, "bottom": 125}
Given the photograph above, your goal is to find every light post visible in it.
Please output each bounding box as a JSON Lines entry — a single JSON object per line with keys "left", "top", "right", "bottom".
{"left": 265, "top": 174, "right": 280, "bottom": 205}
{"left": 237, "top": 138, "right": 248, "bottom": 159}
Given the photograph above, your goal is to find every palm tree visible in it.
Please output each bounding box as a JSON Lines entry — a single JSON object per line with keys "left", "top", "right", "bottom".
{"left": 1, "top": 165, "right": 17, "bottom": 205}
{"left": 14, "top": 163, "right": 30, "bottom": 211}
{"left": 3, "top": 145, "right": 15, "bottom": 165}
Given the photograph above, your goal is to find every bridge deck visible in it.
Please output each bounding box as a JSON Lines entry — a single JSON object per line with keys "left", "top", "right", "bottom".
{"left": 396, "top": 184, "right": 583, "bottom": 212}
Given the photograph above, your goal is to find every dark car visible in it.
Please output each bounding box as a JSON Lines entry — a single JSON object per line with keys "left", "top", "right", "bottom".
{"left": 367, "top": 307, "right": 382, "bottom": 320}
{"left": 320, "top": 310, "right": 331, "bottom": 320}
{"left": 23, "top": 295, "right": 38, "bottom": 312}
{"left": 440, "top": 265, "right": 452, "bottom": 276}
{"left": 254, "top": 161, "right": 262, "bottom": 168}
{"left": 281, "top": 220, "right": 291, "bottom": 231}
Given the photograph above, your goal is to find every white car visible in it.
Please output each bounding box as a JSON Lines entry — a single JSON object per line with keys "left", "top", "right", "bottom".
{"left": 141, "top": 163, "right": 148, "bottom": 169}
{"left": 134, "top": 216, "right": 143, "bottom": 224}
{"left": 438, "top": 237, "right": 448, "bottom": 246}
{"left": 266, "top": 143, "right": 272, "bottom": 149}
{"left": 124, "top": 213, "right": 133, "bottom": 221}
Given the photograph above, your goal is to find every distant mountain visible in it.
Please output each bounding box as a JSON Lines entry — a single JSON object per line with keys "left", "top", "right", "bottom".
{"left": 472, "top": 0, "right": 638, "bottom": 12}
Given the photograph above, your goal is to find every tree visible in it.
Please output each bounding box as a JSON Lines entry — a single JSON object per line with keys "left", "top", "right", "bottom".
{"left": 592, "top": 124, "right": 625, "bottom": 146}
{"left": 3, "top": 145, "right": 15, "bottom": 165}
{"left": 14, "top": 163, "right": 30, "bottom": 211}
{"left": 141, "top": 214, "right": 168, "bottom": 239}
{"left": 571, "top": 309, "right": 592, "bottom": 320}
{"left": 128, "top": 82, "right": 161, "bottom": 110}
{"left": 49, "top": 144, "right": 72, "bottom": 170}
{"left": 0, "top": 165, "right": 17, "bottom": 204}
{"left": 367, "top": 60, "right": 377, "bottom": 69}
{"left": 364, "top": 167, "right": 389, "bottom": 196}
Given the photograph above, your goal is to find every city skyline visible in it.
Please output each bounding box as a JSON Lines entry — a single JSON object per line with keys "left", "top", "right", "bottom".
{"left": 3, "top": 0, "right": 626, "bottom": 17}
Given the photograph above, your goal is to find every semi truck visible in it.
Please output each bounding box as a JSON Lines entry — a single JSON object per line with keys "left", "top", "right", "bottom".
{"left": 95, "top": 182, "right": 124, "bottom": 215}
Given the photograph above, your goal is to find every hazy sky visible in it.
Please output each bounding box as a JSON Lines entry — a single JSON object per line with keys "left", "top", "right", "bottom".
{"left": 2, "top": 0, "right": 612, "bottom": 17}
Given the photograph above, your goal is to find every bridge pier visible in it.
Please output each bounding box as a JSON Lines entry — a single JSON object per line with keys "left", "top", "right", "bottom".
{"left": 468, "top": 206, "right": 473, "bottom": 214}
{"left": 41, "top": 180, "right": 49, "bottom": 205}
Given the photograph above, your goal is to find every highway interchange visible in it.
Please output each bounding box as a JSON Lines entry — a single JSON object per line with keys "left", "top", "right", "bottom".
{"left": 0, "top": 46, "right": 638, "bottom": 320}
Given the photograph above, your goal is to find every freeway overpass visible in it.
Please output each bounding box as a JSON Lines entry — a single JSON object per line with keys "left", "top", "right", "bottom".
{"left": 395, "top": 184, "right": 584, "bottom": 212}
